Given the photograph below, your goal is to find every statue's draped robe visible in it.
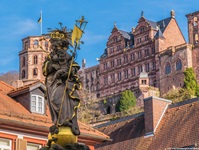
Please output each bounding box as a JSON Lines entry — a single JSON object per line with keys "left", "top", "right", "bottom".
{"left": 43, "top": 54, "right": 81, "bottom": 135}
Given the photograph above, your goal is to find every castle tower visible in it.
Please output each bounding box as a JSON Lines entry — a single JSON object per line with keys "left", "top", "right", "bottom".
{"left": 186, "top": 11, "right": 199, "bottom": 81}
{"left": 19, "top": 36, "right": 50, "bottom": 85}
{"left": 186, "top": 11, "right": 199, "bottom": 46}
{"left": 139, "top": 70, "right": 149, "bottom": 99}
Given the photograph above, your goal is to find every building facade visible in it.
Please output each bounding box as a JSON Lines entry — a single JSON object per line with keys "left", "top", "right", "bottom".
{"left": 17, "top": 10, "right": 199, "bottom": 114}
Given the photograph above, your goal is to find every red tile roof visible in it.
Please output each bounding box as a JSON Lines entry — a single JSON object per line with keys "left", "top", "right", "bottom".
{"left": 0, "top": 80, "right": 109, "bottom": 143}
{"left": 95, "top": 98, "right": 199, "bottom": 150}
{"left": 0, "top": 80, "right": 15, "bottom": 94}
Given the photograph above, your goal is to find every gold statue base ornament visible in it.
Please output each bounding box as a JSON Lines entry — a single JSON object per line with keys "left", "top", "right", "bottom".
{"left": 48, "top": 126, "right": 78, "bottom": 146}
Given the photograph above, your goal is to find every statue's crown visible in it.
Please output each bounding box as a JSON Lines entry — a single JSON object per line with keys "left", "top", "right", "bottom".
{"left": 50, "top": 31, "right": 65, "bottom": 39}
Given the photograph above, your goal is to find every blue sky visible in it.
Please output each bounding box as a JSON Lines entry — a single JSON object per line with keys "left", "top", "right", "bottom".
{"left": 0, "top": 0, "right": 198, "bottom": 73}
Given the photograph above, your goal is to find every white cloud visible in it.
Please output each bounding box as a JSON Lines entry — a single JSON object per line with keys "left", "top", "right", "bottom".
{"left": 82, "top": 32, "right": 108, "bottom": 45}
{"left": 0, "top": 17, "right": 38, "bottom": 40}
{"left": 14, "top": 19, "right": 37, "bottom": 35}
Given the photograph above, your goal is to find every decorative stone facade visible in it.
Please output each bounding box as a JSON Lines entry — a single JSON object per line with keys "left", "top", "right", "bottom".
{"left": 98, "top": 10, "right": 187, "bottom": 100}
{"left": 18, "top": 36, "right": 51, "bottom": 86}
{"left": 186, "top": 11, "right": 199, "bottom": 82}
{"left": 78, "top": 61, "right": 100, "bottom": 100}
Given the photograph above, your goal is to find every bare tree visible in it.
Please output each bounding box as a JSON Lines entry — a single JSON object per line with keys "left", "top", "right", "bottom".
{"left": 0, "top": 71, "right": 19, "bottom": 85}
{"left": 78, "top": 88, "right": 101, "bottom": 123}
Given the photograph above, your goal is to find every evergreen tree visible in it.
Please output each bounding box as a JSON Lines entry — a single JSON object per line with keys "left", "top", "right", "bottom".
{"left": 183, "top": 67, "right": 199, "bottom": 97}
{"left": 117, "top": 90, "right": 136, "bottom": 112}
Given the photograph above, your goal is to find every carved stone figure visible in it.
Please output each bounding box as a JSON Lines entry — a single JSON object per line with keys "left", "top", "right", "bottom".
{"left": 43, "top": 29, "right": 82, "bottom": 136}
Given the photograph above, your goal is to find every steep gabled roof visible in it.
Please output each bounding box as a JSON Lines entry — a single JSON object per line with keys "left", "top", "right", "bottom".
{"left": 146, "top": 17, "right": 172, "bottom": 39}
{"left": 100, "top": 48, "right": 108, "bottom": 59}
{"left": 118, "top": 30, "right": 132, "bottom": 40}
{"left": 154, "top": 29, "right": 165, "bottom": 39}
{"left": 95, "top": 98, "right": 199, "bottom": 150}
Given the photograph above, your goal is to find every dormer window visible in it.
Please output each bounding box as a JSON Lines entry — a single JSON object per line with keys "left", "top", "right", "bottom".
{"left": 31, "top": 95, "right": 44, "bottom": 114}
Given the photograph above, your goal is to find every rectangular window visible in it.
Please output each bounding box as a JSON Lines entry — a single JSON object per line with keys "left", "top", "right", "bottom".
{"left": 124, "top": 55, "right": 128, "bottom": 63}
{"left": 152, "top": 47, "right": 155, "bottom": 54}
{"left": 117, "top": 45, "right": 121, "bottom": 51}
{"left": 104, "top": 77, "right": 108, "bottom": 85}
{"left": 117, "top": 59, "right": 121, "bottom": 66}
{"left": 138, "top": 65, "right": 143, "bottom": 74}
{"left": 145, "top": 63, "right": 150, "bottom": 72}
{"left": 0, "top": 138, "right": 12, "bottom": 150}
{"left": 124, "top": 70, "right": 128, "bottom": 79}
{"left": 145, "top": 35, "right": 149, "bottom": 41}
{"left": 118, "top": 72, "right": 122, "bottom": 81}
{"left": 110, "top": 60, "right": 115, "bottom": 68}
{"left": 131, "top": 53, "right": 135, "bottom": 61}
{"left": 145, "top": 49, "right": 149, "bottom": 57}
{"left": 137, "top": 38, "right": 142, "bottom": 44}
{"left": 31, "top": 95, "right": 44, "bottom": 114}
{"left": 132, "top": 68, "right": 136, "bottom": 77}
{"left": 111, "top": 74, "right": 115, "bottom": 83}
{"left": 152, "top": 62, "right": 156, "bottom": 70}
{"left": 138, "top": 51, "right": 142, "bottom": 59}
{"left": 27, "top": 143, "right": 42, "bottom": 150}
{"left": 109, "top": 47, "right": 114, "bottom": 53}
{"left": 104, "top": 63, "right": 108, "bottom": 70}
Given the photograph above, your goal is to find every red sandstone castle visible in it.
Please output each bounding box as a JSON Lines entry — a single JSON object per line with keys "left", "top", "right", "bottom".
{"left": 16, "top": 10, "right": 199, "bottom": 114}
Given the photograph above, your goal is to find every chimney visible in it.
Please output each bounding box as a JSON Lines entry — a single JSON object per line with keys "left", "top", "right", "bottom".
{"left": 82, "top": 59, "right": 86, "bottom": 69}
{"left": 144, "top": 96, "right": 172, "bottom": 137}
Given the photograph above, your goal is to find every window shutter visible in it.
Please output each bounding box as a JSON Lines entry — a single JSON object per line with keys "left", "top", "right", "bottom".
{"left": 16, "top": 138, "right": 27, "bottom": 150}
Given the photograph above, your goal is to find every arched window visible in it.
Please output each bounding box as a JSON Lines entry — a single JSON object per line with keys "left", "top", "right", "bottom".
{"left": 176, "top": 59, "right": 182, "bottom": 71}
{"left": 45, "top": 42, "right": 48, "bottom": 51}
{"left": 153, "top": 80, "right": 157, "bottom": 87}
{"left": 165, "top": 63, "right": 171, "bottom": 74}
{"left": 24, "top": 41, "right": 29, "bottom": 49}
{"left": 33, "top": 68, "right": 38, "bottom": 76}
{"left": 33, "top": 55, "right": 38, "bottom": 64}
{"left": 194, "top": 17, "right": 198, "bottom": 26}
{"left": 106, "top": 106, "right": 111, "bottom": 114}
{"left": 22, "top": 70, "right": 26, "bottom": 79}
{"left": 195, "top": 34, "right": 198, "bottom": 43}
{"left": 33, "top": 40, "right": 39, "bottom": 48}
{"left": 91, "top": 84, "right": 94, "bottom": 92}
{"left": 22, "top": 56, "right": 26, "bottom": 67}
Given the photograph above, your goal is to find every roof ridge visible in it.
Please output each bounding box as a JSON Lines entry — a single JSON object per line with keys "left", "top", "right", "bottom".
{"left": 169, "top": 97, "right": 199, "bottom": 109}
{"left": 9, "top": 80, "right": 42, "bottom": 93}
{"left": 95, "top": 112, "right": 144, "bottom": 128}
